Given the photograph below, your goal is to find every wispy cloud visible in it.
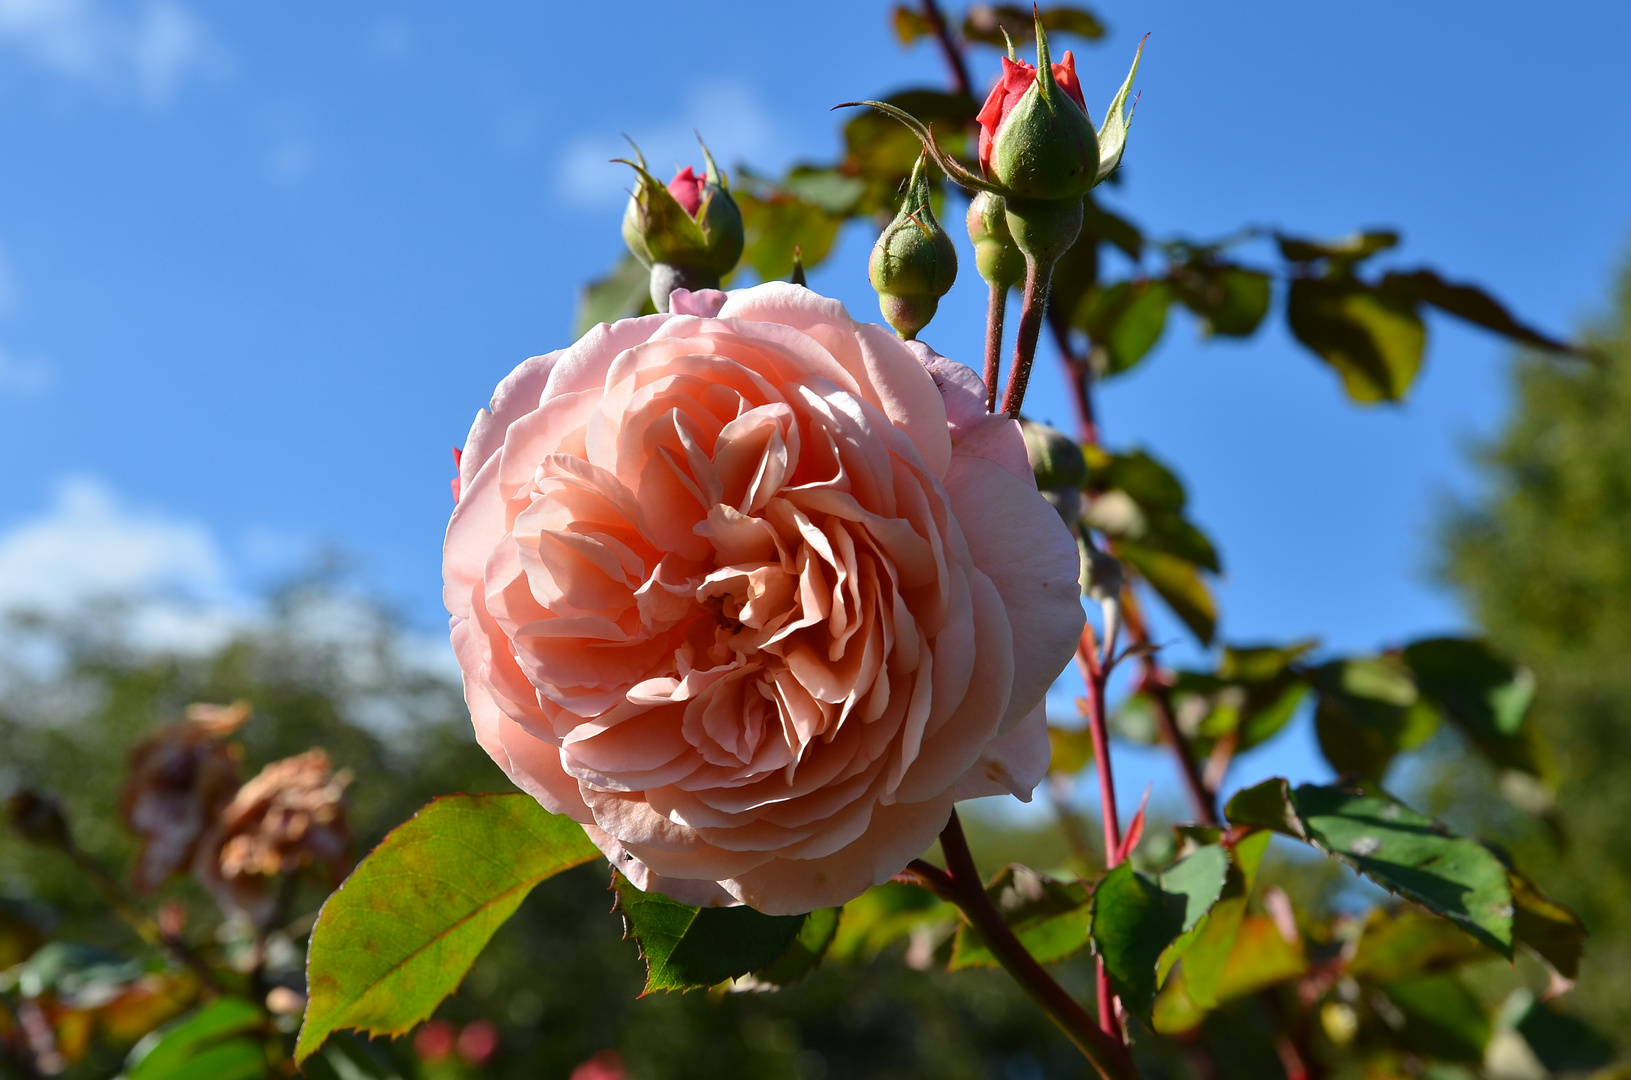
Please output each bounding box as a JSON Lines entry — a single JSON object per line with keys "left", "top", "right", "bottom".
{"left": 559, "top": 79, "right": 788, "bottom": 207}
{"left": 0, "top": 0, "right": 221, "bottom": 105}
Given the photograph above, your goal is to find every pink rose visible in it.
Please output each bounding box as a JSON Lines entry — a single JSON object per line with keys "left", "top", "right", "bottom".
{"left": 443, "top": 283, "right": 1083, "bottom": 914}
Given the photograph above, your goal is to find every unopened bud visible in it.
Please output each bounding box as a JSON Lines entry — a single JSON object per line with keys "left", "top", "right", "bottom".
{"left": 619, "top": 137, "right": 744, "bottom": 312}
{"left": 8, "top": 790, "right": 71, "bottom": 849}
{"left": 976, "top": 19, "right": 1099, "bottom": 202}
{"left": 966, "top": 191, "right": 1025, "bottom": 292}
{"left": 868, "top": 152, "right": 957, "bottom": 340}
{"left": 1019, "top": 418, "right": 1089, "bottom": 492}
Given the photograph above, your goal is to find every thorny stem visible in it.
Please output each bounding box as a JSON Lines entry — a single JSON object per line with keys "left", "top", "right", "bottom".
{"left": 907, "top": 813, "right": 1141, "bottom": 1080}
{"left": 984, "top": 282, "right": 1006, "bottom": 413}
{"left": 918, "top": 0, "right": 973, "bottom": 100}
{"left": 1000, "top": 257, "right": 1054, "bottom": 417}
{"left": 1076, "top": 623, "right": 1125, "bottom": 1043}
{"left": 1054, "top": 320, "right": 1220, "bottom": 825}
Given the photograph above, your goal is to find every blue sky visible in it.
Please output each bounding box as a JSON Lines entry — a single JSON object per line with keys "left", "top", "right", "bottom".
{"left": 1, "top": 1, "right": 1627, "bottom": 810}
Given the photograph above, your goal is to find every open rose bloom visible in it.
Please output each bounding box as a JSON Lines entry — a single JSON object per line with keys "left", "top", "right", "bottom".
{"left": 444, "top": 284, "right": 1083, "bottom": 914}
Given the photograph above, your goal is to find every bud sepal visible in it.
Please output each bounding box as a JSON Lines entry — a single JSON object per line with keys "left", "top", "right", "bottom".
{"left": 869, "top": 152, "right": 959, "bottom": 340}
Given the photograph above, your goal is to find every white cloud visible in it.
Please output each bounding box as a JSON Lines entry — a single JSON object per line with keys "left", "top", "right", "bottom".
{"left": 0, "top": 0, "right": 220, "bottom": 105}
{"left": 0, "top": 476, "right": 230, "bottom": 614}
{"left": 559, "top": 79, "right": 786, "bottom": 207}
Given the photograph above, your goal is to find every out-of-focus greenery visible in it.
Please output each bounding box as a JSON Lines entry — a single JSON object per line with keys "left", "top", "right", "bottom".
{"left": 1440, "top": 253, "right": 1631, "bottom": 1050}
{"left": 0, "top": 587, "right": 1095, "bottom": 1079}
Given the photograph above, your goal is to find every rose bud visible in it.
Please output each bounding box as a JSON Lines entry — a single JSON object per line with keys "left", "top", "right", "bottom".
{"left": 966, "top": 190, "right": 1024, "bottom": 294}
{"left": 976, "top": 33, "right": 1098, "bottom": 203}
{"left": 120, "top": 701, "right": 249, "bottom": 892}
{"left": 196, "top": 748, "right": 351, "bottom": 923}
{"left": 619, "top": 137, "right": 744, "bottom": 313}
{"left": 1019, "top": 418, "right": 1088, "bottom": 492}
{"left": 868, "top": 152, "right": 958, "bottom": 341}
{"left": 444, "top": 283, "right": 1083, "bottom": 915}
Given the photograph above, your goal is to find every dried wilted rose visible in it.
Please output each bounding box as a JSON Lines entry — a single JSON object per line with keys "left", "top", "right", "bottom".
{"left": 119, "top": 702, "right": 250, "bottom": 893}
{"left": 199, "top": 749, "right": 351, "bottom": 921}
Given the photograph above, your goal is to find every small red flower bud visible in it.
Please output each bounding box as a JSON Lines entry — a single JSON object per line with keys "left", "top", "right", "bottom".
{"left": 414, "top": 1020, "right": 455, "bottom": 1061}
{"left": 456, "top": 1020, "right": 499, "bottom": 1066}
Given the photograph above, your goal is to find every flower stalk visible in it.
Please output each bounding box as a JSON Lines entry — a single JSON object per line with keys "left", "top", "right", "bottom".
{"left": 906, "top": 812, "right": 1141, "bottom": 1080}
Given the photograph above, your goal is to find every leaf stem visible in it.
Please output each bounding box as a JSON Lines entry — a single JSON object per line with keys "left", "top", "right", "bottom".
{"left": 984, "top": 282, "right": 1006, "bottom": 413}
{"left": 911, "top": 813, "right": 1141, "bottom": 1079}
{"left": 1000, "top": 257, "right": 1055, "bottom": 417}
{"left": 1076, "top": 623, "right": 1127, "bottom": 1043}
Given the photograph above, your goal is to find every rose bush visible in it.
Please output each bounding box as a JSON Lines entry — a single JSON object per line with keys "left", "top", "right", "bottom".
{"left": 443, "top": 283, "right": 1083, "bottom": 914}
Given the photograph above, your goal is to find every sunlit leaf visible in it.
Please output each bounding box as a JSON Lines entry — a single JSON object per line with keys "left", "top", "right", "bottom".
{"left": 950, "top": 865, "right": 1093, "bottom": 970}
{"left": 962, "top": 5, "right": 1106, "bottom": 47}
{"left": 1312, "top": 657, "right": 1440, "bottom": 782}
{"left": 1287, "top": 278, "right": 1426, "bottom": 403}
{"left": 1403, "top": 637, "right": 1547, "bottom": 780}
{"left": 574, "top": 253, "right": 654, "bottom": 337}
{"left": 1076, "top": 279, "right": 1173, "bottom": 375}
{"left": 1090, "top": 845, "right": 1229, "bottom": 1020}
{"left": 1172, "top": 263, "right": 1272, "bottom": 337}
{"left": 891, "top": 4, "right": 931, "bottom": 43}
{"left": 1153, "top": 914, "right": 1307, "bottom": 1035}
{"left": 1381, "top": 269, "right": 1576, "bottom": 354}
{"left": 1347, "top": 907, "right": 1495, "bottom": 984}
{"left": 296, "top": 794, "right": 601, "bottom": 1062}
{"left": 828, "top": 882, "right": 956, "bottom": 963}
{"left": 614, "top": 874, "right": 809, "bottom": 993}
{"left": 1225, "top": 781, "right": 1514, "bottom": 955}
{"left": 1116, "top": 540, "right": 1216, "bottom": 646}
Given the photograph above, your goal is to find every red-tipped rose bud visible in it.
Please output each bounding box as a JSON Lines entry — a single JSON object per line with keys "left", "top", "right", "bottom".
{"left": 868, "top": 152, "right": 958, "bottom": 340}
{"left": 619, "top": 137, "right": 744, "bottom": 312}
{"left": 977, "top": 41, "right": 1097, "bottom": 203}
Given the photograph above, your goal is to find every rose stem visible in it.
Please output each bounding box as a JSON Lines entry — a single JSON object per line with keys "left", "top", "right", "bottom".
{"left": 1000, "top": 257, "right": 1054, "bottom": 418}
{"left": 906, "top": 812, "right": 1141, "bottom": 1080}
{"left": 1076, "top": 623, "right": 1124, "bottom": 1041}
{"left": 1055, "top": 318, "right": 1219, "bottom": 825}
{"left": 984, "top": 281, "right": 1006, "bottom": 413}
{"left": 918, "top": 0, "right": 973, "bottom": 99}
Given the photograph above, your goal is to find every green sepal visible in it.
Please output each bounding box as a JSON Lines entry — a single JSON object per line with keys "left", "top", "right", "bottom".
{"left": 1095, "top": 36, "right": 1146, "bottom": 184}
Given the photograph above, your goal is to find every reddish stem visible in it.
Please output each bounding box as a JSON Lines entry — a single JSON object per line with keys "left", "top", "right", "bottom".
{"left": 918, "top": 0, "right": 973, "bottom": 99}
{"left": 1076, "top": 624, "right": 1126, "bottom": 1043}
{"left": 984, "top": 282, "right": 1006, "bottom": 413}
{"left": 1000, "top": 258, "right": 1053, "bottom": 418}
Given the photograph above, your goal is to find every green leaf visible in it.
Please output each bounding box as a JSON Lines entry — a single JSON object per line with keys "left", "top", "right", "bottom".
{"left": 1402, "top": 637, "right": 1546, "bottom": 779}
{"left": 1380, "top": 269, "right": 1576, "bottom": 354}
{"left": 1173, "top": 263, "right": 1272, "bottom": 338}
{"left": 746, "top": 907, "right": 842, "bottom": 988}
{"left": 1502, "top": 990, "right": 1615, "bottom": 1074}
{"left": 828, "top": 882, "right": 956, "bottom": 963}
{"left": 1076, "top": 279, "right": 1173, "bottom": 375}
{"left": 1153, "top": 913, "right": 1307, "bottom": 1035}
{"left": 613, "top": 873, "right": 810, "bottom": 993}
{"left": 574, "top": 253, "right": 654, "bottom": 337}
{"left": 122, "top": 997, "right": 268, "bottom": 1080}
{"left": 1507, "top": 864, "right": 1586, "bottom": 982}
{"left": 296, "top": 794, "right": 601, "bottom": 1062}
{"left": 734, "top": 190, "right": 843, "bottom": 285}
{"left": 1276, "top": 230, "right": 1400, "bottom": 266}
{"left": 1116, "top": 540, "right": 1217, "bottom": 646}
{"left": 1312, "top": 657, "right": 1440, "bottom": 781}
{"left": 962, "top": 5, "right": 1106, "bottom": 47}
{"left": 1382, "top": 974, "right": 1491, "bottom": 1064}
{"left": 1155, "top": 831, "right": 1270, "bottom": 1002}
{"left": 890, "top": 4, "right": 931, "bottom": 43}
{"left": 1347, "top": 907, "right": 1495, "bottom": 984}
{"left": 950, "top": 865, "right": 1093, "bottom": 970}
{"left": 1090, "top": 845, "right": 1230, "bottom": 1020}
{"left": 843, "top": 89, "right": 975, "bottom": 195}
{"left": 1224, "top": 781, "right": 1514, "bottom": 956}
{"left": 1287, "top": 278, "right": 1426, "bottom": 403}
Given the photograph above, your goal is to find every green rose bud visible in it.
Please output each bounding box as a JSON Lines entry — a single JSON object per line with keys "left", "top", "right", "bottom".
{"left": 966, "top": 190, "right": 1025, "bottom": 292}
{"left": 619, "top": 137, "right": 744, "bottom": 311}
{"left": 868, "top": 152, "right": 958, "bottom": 340}
{"left": 1020, "top": 418, "right": 1089, "bottom": 492}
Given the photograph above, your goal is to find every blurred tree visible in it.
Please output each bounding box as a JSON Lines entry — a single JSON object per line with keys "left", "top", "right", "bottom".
{"left": 1441, "top": 251, "right": 1631, "bottom": 1047}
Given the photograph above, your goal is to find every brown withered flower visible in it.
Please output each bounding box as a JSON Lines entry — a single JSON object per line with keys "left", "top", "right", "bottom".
{"left": 198, "top": 748, "right": 352, "bottom": 923}
{"left": 119, "top": 702, "right": 250, "bottom": 893}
